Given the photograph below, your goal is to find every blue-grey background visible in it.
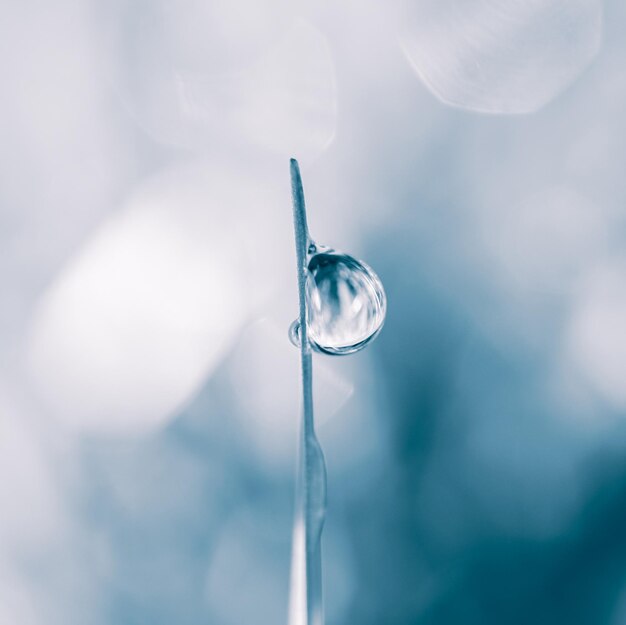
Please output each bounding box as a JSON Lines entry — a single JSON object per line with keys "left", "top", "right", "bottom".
{"left": 2, "top": 1, "right": 626, "bottom": 623}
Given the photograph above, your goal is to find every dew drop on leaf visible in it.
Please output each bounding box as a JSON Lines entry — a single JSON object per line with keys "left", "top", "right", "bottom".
{"left": 289, "top": 250, "right": 386, "bottom": 355}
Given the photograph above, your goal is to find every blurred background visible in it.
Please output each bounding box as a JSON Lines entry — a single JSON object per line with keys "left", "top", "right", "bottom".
{"left": 2, "top": 0, "right": 626, "bottom": 623}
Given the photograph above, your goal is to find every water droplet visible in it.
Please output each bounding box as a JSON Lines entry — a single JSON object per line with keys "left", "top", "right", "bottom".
{"left": 289, "top": 319, "right": 303, "bottom": 348}
{"left": 289, "top": 250, "right": 386, "bottom": 355}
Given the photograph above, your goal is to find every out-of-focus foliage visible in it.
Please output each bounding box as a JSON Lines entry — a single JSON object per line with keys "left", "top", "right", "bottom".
{"left": 2, "top": 1, "right": 626, "bottom": 624}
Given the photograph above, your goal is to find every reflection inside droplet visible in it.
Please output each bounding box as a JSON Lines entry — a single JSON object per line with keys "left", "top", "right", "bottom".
{"left": 288, "top": 319, "right": 303, "bottom": 349}
{"left": 289, "top": 250, "right": 386, "bottom": 355}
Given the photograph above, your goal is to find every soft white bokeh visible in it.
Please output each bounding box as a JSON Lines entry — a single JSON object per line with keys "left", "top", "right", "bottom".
{"left": 0, "top": 571, "right": 41, "bottom": 625}
{"left": 0, "top": 391, "right": 67, "bottom": 554}
{"left": 0, "top": 0, "right": 129, "bottom": 358}
{"left": 107, "top": 0, "right": 298, "bottom": 74}
{"left": 399, "top": 0, "right": 603, "bottom": 113}
{"left": 180, "top": 20, "right": 337, "bottom": 159}
{"left": 107, "top": 3, "right": 336, "bottom": 158}
{"left": 0, "top": 389, "right": 92, "bottom": 625}
{"left": 564, "top": 258, "right": 626, "bottom": 410}
{"left": 24, "top": 163, "right": 257, "bottom": 434}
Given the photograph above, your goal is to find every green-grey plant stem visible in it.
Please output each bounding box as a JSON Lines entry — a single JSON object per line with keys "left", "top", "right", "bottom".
{"left": 290, "top": 158, "right": 327, "bottom": 625}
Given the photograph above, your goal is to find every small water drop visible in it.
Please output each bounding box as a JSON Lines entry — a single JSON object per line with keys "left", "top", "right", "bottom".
{"left": 289, "top": 319, "right": 303, "bottom": 348}
{"left": 289, "top": 250, "right": 386, "bottom": 355}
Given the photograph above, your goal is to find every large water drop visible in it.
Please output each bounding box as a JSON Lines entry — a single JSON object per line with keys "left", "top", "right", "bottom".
{"left": 289, "top": 250, "right": 386, "bottom": 355}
